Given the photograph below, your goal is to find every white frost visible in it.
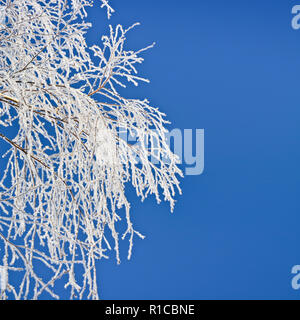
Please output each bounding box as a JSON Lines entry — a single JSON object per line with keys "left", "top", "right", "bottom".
{"left": 0, "top": 0, "right": 182, "bottom": 300}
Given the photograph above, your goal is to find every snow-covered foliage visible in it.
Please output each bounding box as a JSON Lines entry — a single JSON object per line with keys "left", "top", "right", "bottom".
{"left": 0, "top": 0, "right": 182, "bottom": 299}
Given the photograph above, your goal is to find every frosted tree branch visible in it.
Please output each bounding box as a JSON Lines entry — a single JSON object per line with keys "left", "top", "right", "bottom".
{"left": 0, "top": 0, "right": 182, "bottom": 299}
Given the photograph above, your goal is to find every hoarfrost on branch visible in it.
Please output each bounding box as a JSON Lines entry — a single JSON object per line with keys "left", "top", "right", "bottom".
{"left": 0, "top": 0, "right": 182, "bottom": 299}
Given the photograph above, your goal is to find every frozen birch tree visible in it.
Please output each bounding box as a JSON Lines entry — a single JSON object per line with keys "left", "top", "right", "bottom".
{"left": 0, "top": 0, "right": 182, "bottom": 299}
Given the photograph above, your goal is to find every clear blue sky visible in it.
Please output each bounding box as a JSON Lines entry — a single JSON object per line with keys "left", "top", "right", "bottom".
{"left": 82, "top": 0, "right": 300, "bottom": 300}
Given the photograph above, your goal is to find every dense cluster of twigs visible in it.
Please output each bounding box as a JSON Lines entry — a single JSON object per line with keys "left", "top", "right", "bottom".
{"left": 0, "top": 0, "right": 181, "bottom": 299}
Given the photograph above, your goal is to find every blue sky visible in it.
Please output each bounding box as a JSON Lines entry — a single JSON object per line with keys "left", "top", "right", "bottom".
{"left": 82, "top": 0, "right": 300, "bottom": 299}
